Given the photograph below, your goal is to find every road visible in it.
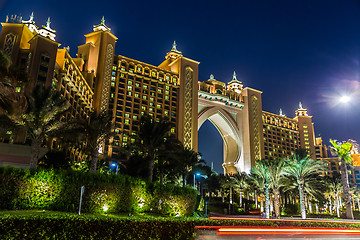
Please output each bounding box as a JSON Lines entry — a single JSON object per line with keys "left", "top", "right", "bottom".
{"left": 195, "top": 226, "right": 360, "bottom": 239}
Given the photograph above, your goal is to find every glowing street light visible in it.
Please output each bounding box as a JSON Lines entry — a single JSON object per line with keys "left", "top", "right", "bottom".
{"left": 194, "top": 172, "right": 201, "bottom": 189}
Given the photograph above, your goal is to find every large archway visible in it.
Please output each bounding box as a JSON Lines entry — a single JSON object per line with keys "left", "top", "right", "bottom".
{"left": 198, "top": 106, "right": 244, "bottom": 174}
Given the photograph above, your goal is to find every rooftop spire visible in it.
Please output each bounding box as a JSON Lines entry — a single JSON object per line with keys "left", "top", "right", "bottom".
{"left": 279, "top": 108, "right": 286, "bottom": 117}
{"left": 46, "top": 17, "right": 51, "bottom": 29}
{"left": 93, "top": 16, "right": 111, "bottom": 32}
{"left": 295, "top": 101, "right": 308, "bottom": 117}
{"left": 232, "top": 71, "right": 237, "bottom": 81}
{"left": 172, "top": 41, "right": 177, "bottom": 51}
{"left": 29, "top": 12, "right": 34, "bottom": 22}
{"left": 165, "top": 40, "right": 182, "bottom": 60}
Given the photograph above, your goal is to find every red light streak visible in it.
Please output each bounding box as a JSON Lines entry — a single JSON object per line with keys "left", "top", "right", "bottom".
{"left": 208, "top": 216, "right": 360, "bottom": 225}
{"left": 195, "top": 226, "right": 360, "bottom": 236}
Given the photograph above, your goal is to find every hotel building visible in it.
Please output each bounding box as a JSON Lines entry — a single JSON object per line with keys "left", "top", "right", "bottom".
{"left": 1, "top": 13, "right": 358, "bottom": 180}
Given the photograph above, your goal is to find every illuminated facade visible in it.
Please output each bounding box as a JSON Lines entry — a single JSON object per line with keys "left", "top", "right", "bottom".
{"left": 107, "top": 54, "right": 180, "bottom": 157}
{"left": 262, "top": 103, "right": 316, "bottom": 161}
{"left": 2, "top": 13, "right": 354, "bottom": 177}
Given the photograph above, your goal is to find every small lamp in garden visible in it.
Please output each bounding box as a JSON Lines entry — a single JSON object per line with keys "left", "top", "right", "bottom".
{"left": 111, "top": 162, "right": 119, "bottom": 175}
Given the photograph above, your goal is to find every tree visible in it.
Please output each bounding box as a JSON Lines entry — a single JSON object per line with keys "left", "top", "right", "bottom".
{"left": 329, "top": 139, "right": 357, "bottom": 219}
{"left": 16, "top": 86, "right": 71, "bottom": 169}
{"left": 325, "top": 175, "right": 343, "bottom": 217}
{"left": 267, "top": 158, "right": 287, "bottom": 218}
{"left": 252, "top": 160, "right": 271, "bottom": 219}
{"left": 284, "top": 149, "right": 325, "bottom": 219}
{"left": 67, "top": 111, "right": 114, "bottom": 173}
{"left": 0, "top": 50, "right": 27, "bottom": 141}
{"left": 230, "top": 172, "right": 249, "bottom": 208}
{"left": 130, "top": 115, "right": 171, "bottom": 182}
{"left": 167, "top": 146, "right": 204, "bottom": 186}
{"left": 250, "top": 174, "right": 265, "bottom": 212}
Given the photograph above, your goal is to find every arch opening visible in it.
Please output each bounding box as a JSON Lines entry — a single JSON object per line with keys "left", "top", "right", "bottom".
{"left": 197, "top": 107, "right": 243, "bottom": 174}
{"left": 198, "top": 120, "right": 224, "bottom": 174}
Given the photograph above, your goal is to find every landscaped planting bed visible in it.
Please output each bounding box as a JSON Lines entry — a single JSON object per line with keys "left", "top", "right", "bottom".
{"left": 1, "top": 211, "right": 360, "bottom": 240}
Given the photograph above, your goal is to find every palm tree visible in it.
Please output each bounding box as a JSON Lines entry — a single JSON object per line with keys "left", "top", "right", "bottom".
{"left": 65, "top": 110, "right": 113, "bottom": 173}
{"left": 284, "top": 149, "right": 325, "bottom": 219}
{"left": 219, "top": 174, "right": 235, "bottom": 213}
{"left": 323, "top": 175, "right": 343, "bottom": 217}
{"left": 329, "top": 139, "right": 357, "bottom": 219}
{"left": 0, "top": 50, "right": 27, "bottom": 141}
{"left": 252, "top": 160, "right": 271, "bottom": 219}
{"left": 267, "top": 158, "right": 287, "bottom": 218}
{"left": 230, "top": 172, "right": 249, "bottom": 208}
{"left": 17, "top": 85, "right": 71, "bottom": 169}
{"left": 130, "top": 115, "right": 171, "bottom": 182}
{"left": 171, "top": 146, "right": 203, "bottom": 186}
{"left": 250, "top": 174, "right": 265, "bottom": 212}
{"left": 353, "top": 188, "right": 360, "bottom": 213}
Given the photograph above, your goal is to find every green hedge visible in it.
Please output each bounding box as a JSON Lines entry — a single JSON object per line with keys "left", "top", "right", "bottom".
{"left": 0, "top": 167, "right": 197, "bottom": 216}
{"left": 0, "top": 211, "right": 277, "bottom": 240}
{"left": 2, "top": 211, "right": 360, "bottom": 240}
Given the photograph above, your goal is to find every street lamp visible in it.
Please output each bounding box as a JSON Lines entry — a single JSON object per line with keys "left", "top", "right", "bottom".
{"left": 194, "top": 172, "right": 200, "bottom": 189}
{"left": 111, "top": 162, "right": 119, "bottom": 175}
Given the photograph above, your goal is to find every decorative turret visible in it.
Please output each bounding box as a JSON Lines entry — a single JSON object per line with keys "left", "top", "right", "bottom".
{"left": 93, "top": 16, "right": 111, "bottom": 32}
{"left": 279, "top": 108, "right": 286, "bottom": 117}
{"left": 295, "top": 102, "right": 308, "bottom": 116}
{"left": 37, "top": 17, "right": 56, "bottom": 41}
{"left": 22, "top": 12, "right": 37, "bottom": 33}
{"left": 165, "top": 41, "right": 182, "bottom": 60}
{"left": 227, "top": 71, "right": 243, "bottom": 93}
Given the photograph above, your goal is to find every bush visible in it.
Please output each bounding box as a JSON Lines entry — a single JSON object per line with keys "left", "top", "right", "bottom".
{"left": 0, "top": 167, "right": 197, "bottom": 216}
{"left": 283, "top": 203, "right": 300, "bottom": 216}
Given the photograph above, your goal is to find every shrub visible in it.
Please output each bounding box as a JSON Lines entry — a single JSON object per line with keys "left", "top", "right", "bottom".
{"left": 0, "top": 167, "right": 197, "bottom": 216}
{"left": 283, "top": 203, "right": 300, "bottom": 216}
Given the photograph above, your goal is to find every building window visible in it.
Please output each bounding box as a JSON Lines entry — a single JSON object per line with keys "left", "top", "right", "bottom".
{"left": 3, "top": 33, "right": 16, "bottom": 56}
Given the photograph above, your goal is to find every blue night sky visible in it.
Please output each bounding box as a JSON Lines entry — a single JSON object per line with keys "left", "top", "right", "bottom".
{"left": 1, "top": 0, "right": 360, "bottom": 173}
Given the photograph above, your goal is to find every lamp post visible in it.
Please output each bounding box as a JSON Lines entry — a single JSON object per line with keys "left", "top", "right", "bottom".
{"left": 111, "top": 162, "right": 119, "bottom": 175}
{"left": 194, "top": 173, "right": 200, "bottom": 190}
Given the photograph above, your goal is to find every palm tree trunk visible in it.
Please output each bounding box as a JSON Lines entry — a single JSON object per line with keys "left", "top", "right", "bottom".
{"left": 298, "top": 181, "right": 306, "bottom": 219}
{"left": 240, "top": 191, "right": 243, "bottom": 207}
{"left": 340, "top": 158, "right": 354, "bottom": 219}
{"left": 353, "top": 196, "right": 355, "bottom": 211}
{"left": 255, "top": 190, "right": 258, "bottom": 208}
{"left": 336, "top": 197, "right": 340, "bottom": 218}
{"left": 273, "top": 188, "right": 280, "bottom": 218}
{"left": 329, "top": 198, "right": 333, "bottom": 215}
{"left": 148, "top": 155, "right": 155, "bottom": 182}
{"left": 260, "top": 194, "right": 264, "bottom": 212}
{"left": 357, "top": 198, "right": 360, "bottom": 212}
{"left": 90, "top": 148, "right": 99, "bottom": 173}
{"left": 265, "top": 183, "right": 270, "bottom": 219}
{"left": 30, "top": 139, "right": 41, "bottom": 169}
